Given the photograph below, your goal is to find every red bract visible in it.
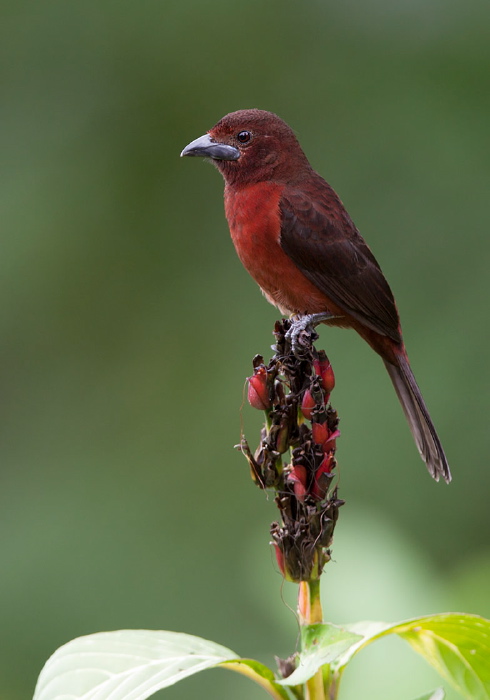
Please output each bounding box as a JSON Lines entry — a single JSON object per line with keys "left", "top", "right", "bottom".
{"left": 312, "top": 421, "right": 330, "bottom": 448}
{"left": 301, "top": 389, "right": 316, "bottom": 420}
{"left": 288, "top": 465, "right": 308, "bottom": 500}
{"left": 247, "top": 367, "right": 271, "bottom": 411}
{"left": 273, "top": 543, "right": 285, "bottom": 576}
{"left": 325, "top": 429, "right": 340, "bottom": 453}
{"left": 313, "top": 353, "right": 335, "bottom": 394}
{"left": 312, "top": 453, "right": 335, "bottom": 499}
{"left": 317, "top": 452, "right": 335, "bottom": 476}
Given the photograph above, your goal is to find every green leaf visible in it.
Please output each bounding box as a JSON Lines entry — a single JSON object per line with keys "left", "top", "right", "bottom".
{"left": 278, "top": 623, "right": 362, "bottom": 686}
{"left": 399, "top": 615, "right": 490, "bottom": 699}
{"left": 413, "top": 689, "right": 445, "bottom": 700}
{"left": 221, "top": 659, "right": 292, "bottom": 699}
{"left": 34, "top": 630, "right": 240, "bottom": 700}
{"left": 337, "top": 613, "right": 490, "bottom": 700}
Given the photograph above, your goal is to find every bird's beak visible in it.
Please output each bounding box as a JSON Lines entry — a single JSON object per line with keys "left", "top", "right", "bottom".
{"left": 180, "top": 133, "right": 240, "bottom": 161}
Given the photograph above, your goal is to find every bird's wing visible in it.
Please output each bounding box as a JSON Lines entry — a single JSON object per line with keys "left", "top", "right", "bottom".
{"left": 280, "top": 183, "right": 401, "bottom": 343}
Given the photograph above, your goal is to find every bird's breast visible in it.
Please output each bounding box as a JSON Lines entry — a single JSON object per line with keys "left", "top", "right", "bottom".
{"left": 224, "top": 182, "right": 335, "bottom": 316}
{"left": 224, "top": 182, "right": 282, "bottom": 271}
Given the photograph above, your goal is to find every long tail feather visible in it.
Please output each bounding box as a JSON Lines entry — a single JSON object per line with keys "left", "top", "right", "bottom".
{"left": 383, "top": 353, "right": 451, "bottom": 483}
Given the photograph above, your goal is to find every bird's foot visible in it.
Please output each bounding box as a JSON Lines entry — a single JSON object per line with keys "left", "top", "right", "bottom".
{"left": 285, "top": 312, "right": 338, "bottom": 358}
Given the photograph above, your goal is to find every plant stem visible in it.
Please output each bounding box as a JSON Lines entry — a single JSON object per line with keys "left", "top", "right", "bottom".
{"left": 298, "top": 579, "right": 323, "bottom": 625}
{"left": 298, "top": 579, "right": 326, "bottom": 700}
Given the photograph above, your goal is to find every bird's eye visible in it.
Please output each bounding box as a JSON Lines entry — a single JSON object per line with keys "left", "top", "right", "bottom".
{"left": 237, "top": 130, "right": 251, "bottom": 144}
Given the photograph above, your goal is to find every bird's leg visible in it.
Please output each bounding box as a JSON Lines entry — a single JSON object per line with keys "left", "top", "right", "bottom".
{"left": 286, "top": 312, "right": 340, "bottom": 358}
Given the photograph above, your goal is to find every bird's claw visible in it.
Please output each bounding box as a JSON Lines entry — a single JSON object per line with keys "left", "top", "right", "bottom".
{"left": 285, "top": 315, "right": 319, "bottom": 358}
{"left": 285, "top": 312, "right": 338, "bottom": 358}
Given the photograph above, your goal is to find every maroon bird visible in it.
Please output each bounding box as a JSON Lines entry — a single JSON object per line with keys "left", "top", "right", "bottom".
{"left": 181, "top": 109, "right": 450, "bottom": 483}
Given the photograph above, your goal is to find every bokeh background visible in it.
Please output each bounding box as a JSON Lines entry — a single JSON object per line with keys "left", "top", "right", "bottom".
{"left": 1, "top": 1, "right": 489, "bottom": 698}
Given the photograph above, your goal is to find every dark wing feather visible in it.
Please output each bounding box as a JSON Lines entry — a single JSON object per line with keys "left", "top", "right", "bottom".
{"left": 280, "top": 180, "right": 401, "bottom": 343}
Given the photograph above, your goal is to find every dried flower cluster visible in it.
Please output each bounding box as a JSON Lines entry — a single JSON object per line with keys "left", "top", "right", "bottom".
{"left": 240, "top": 320, "right": 344, "bottom": 582}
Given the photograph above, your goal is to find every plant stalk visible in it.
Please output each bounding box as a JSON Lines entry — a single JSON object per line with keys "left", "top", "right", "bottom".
{"left": 298, "top": 579, "right": 326, "bottom": 700}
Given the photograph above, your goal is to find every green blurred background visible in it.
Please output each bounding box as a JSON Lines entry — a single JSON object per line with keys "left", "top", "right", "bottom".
{"left": 1, "top": 1, "right": 489, "bottom": 698}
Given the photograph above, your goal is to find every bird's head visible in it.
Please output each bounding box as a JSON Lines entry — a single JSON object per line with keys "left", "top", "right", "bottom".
{"left": 181, "top": 109, "right": 310, "bottom": 186}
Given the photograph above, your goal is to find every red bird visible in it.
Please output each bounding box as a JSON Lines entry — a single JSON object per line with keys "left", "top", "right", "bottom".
{"left": 181, "top": 109, "right": 450, "bottom": 483}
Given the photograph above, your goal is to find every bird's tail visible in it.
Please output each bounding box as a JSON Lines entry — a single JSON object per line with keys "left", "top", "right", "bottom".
{"left": 383, "top": 352, "right": 451, "bottom": 483}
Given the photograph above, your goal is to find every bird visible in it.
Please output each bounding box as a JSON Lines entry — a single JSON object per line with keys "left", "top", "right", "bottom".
{"left": 181, "top": 109, "right": 450, "bottom": 483}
